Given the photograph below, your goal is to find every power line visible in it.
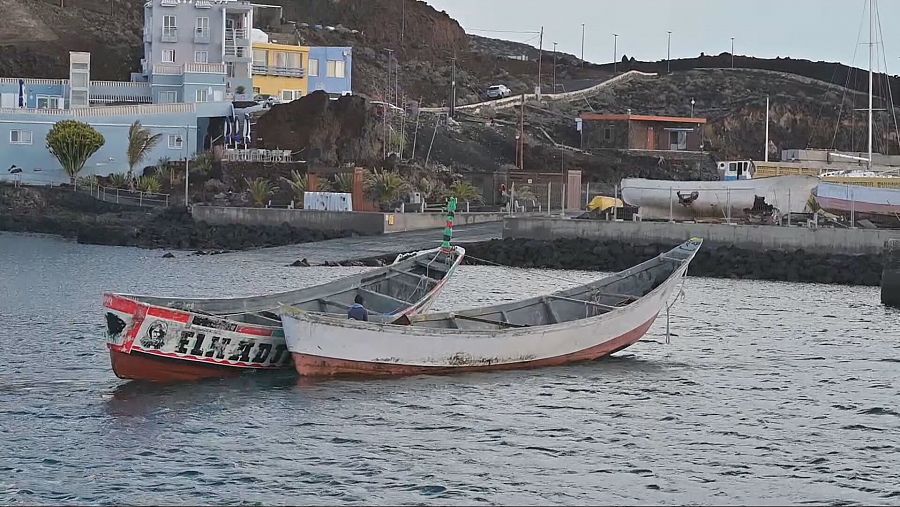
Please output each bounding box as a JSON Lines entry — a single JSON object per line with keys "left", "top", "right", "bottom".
{"left": 468, "top": 28, "right": 541, "bottom": 35}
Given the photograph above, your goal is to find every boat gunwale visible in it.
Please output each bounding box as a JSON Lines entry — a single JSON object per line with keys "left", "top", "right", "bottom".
{"left": 103, "top": 245, "right": 466, "bottom": 322}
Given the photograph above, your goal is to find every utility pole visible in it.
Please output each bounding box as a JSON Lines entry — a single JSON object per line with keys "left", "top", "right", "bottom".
{"left": 667, "top": 31, "right": 672, "bottom": 74}
{"left": 537, "top": 26, "right": 544, "bottom": 96}
{"left": 552, "top": 42, "right": 558, "bottom": 93}
{"left": 731, "top": 37, "right": 735, "bottom": 69}
{"left": 520, "top": 94, "right": 526, "bottom": 170}
{"left": 183, "top": 126, "right": 190, "bottom": 206}
{"left": 613, "top": 33, "right": 618, "bottom": 74}
{"left": 765, "top": 96, "right": 770, "bottom": 162}
{"left": 581, "top": 24, "right": 585, "bottom": 69}
{"left": 384, "top": 48, "right": 393, "bottom": 159}
{"left": 450, "top": 56, "right": 457, "bottom": 118}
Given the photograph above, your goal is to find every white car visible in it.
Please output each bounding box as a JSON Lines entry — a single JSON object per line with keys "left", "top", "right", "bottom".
{"left": 486, "top": 84, "right": 511, "bottom": 100}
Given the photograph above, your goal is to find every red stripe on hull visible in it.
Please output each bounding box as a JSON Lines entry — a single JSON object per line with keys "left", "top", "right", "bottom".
{"left": 816, "top": 196, "right": 900, "bottom": 216}
{"left": 109, "top": 349, "right": 243, "bottom": 383}
{"left": 292, "top": 314, "right": 658, "bottom": 378}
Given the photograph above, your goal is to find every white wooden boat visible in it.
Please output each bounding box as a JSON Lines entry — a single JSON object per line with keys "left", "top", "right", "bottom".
{"left": 813, "top": 182, "right": 900, "bottom": 218}
{"left": 280, "top": 239, "right": 702, "bottom": 377}
{"left": 104, "top": 246, "right": 465, "bottom": 382}
{"left": 620, "top": 176, "right": 818, "bottom": 220}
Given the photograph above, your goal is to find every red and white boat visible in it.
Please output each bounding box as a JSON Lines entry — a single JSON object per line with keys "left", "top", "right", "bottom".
{"left": 281, "top": 239, "right": 702, "bottom": 378}
{"left": 104, "top": 246, "right": 465, "bottom": 382}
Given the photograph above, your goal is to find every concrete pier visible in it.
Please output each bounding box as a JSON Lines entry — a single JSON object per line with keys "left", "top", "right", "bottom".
{"left": 883, "top": 239, "right": 900, "bottom": 308}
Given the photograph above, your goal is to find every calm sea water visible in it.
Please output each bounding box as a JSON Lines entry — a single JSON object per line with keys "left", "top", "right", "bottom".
{"left": 1, "top": 232, "right": 898, "bottom": 506}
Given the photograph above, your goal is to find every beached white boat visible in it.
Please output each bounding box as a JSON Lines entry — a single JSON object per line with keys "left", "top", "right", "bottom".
{"left": 813, "top": 182, "right": 900, "bottom": 218}
{"left": 280, "top": 239, "right": 702, "bottom": 377}
{"left": 104, "top": 246, "right": 464, "bottom": 382}
{"left": 620, "top": 175, "right": 818, "bottom": 220}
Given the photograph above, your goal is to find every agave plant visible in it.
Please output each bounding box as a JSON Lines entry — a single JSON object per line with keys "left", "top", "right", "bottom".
{"left": 514, "top": 184, "right": 538, "bottom": 202}
{"left": 281, "top": 170, "right": 308, "bottom": 203}
{"left": 245, "top": 177, "right": 278, "bottom": 207}
{"left": 365, "top": 170, "right": 410, "bottom": 210}
{"left": 449, "top": 180, "right": 483, "bottom": 204}
{"left": 107, "top": 172, "right": 129, "bottom": 189}
{"left": 190, "top": 151, "right": 216, "bottom": 176}
{"left": 332, "top": 173, "right": 354, "bottom": 193}
{"left": 137, "top": 175, "right": 162, "bottom": 194}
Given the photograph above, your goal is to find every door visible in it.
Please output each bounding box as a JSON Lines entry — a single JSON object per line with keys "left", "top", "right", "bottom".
{"left": 647, "top": 126, "right": 655, "bottom": 150}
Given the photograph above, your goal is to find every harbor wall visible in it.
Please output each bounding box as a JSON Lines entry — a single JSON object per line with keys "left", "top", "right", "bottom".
{"left": 883, "top": 239, "right": 900, "bottom": 307}
{"left": 502, "top": 218, "right": 900, "bottom": 255}
{"left": 192, "top": 206, "right": 503, "bottom": 235}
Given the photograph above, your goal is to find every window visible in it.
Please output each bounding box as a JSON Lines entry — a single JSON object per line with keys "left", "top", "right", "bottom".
{"left": 158, "top": 90, "right": 177, "bottom": 103}
{"left": 308, "top": 58, "right": 319, "bottom": 77}
{"left": 71, "top": 73, "right": 88, "bottom": 88}
{"left": 168, "top": 134, "right": 183, "bottom": 149}
{"left": 10, "top": 130, "right": 33, "bottom": 145}
{"left": 287, "top": 52, "right": 301, "bottom": 69}
{"left": 252, "top": 87, "right": 260, "bottom": 94}
{"left": 162, "top": 49, "right": 176, "bottom": 63}
{"left": 194, "top": 51, "right": 208, "bottom": 63}
{"left": 71, "top": 62, "right": 89, "bottom": 71}
{"left": 195, "top": 89, "right": 208, "bottom": 102}
{"left": 326, "top": 60, "right": 345, "bottom": 78}
{"left": 281, "top": 90, "right": 293, "bottom": 102}
{"left": 274, "top": 52, "right": 287, "bottom": 68}
{"left": 226, "top": 62, "right": 235, "bottom": 78}
{"left": 603, "top": 127, "right": 612, "bottom": 141}
{"left": 36, "top": 96, "right": 63, "bottom": 109}
{"left": 162, "top": 15, "right": 177, "bottom": 41}
{"left": 70, "top": 90, "right": 88, "bottom": 107}
{"left": 253, "top": 49, "right": 267, "bottom": 67}
{"left": 195, "top": 17, "right": 209, "bottom": 35}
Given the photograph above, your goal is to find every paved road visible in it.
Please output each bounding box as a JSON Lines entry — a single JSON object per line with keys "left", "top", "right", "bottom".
{"left": 231, "top": 222, "right": 503, "bottom": 266}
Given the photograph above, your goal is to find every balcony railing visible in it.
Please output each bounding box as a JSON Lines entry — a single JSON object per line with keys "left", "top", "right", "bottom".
{"left": 160, "top": 0, "right": 177, "bottom": 5}
{"left": 194, "top": 29, "right": 210, "bottom": 44}
{"left": 195, "top": 0, "right": 212, "bottom": 8}
{"left": 153, "top": 63, "right": 226, "bottom": 75}
{"left": 161, "top": 27, "right": 177, "bottom": 42}
{"left": 251, "top": 65, "right": 305, "bottom": 78}
{"left": 225, "top": 46, "right": 251, "bottom": 59}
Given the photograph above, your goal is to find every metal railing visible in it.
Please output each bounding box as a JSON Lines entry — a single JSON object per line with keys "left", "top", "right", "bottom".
{"left": 86, "top": 184, "right": 171, "bottom": 208}
{"left": 194, "top": 29, "right": 211, "bottom": 43}
{"left": 161, "top": 27, "right": 178, "bottom": 42}
{"left": 252, "top": 65, "right": 305, "bottom": 77}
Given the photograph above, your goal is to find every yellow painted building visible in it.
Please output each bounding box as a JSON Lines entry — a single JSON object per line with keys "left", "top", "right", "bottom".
{"left": 251, "top": 42, "right": 310, "bottom": 102}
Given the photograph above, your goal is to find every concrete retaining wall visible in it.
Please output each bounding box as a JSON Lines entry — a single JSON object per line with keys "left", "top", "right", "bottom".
{"left": 883, "top": 239, "right": 900, "bottom": 307}
{"left": 503, "top": 217, "right": 900, "bottom": 255}
{"left": 384, "top": 212, "right": 504, "bottom": 233}
{"left": 193, "top": 206, "right": 504, "bottom": 235}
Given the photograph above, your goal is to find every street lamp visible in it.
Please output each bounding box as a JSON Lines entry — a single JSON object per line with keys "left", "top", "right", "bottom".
{"left": 553, "top": 42, "right": 558, "bottom": 92}
{"left": 613, "top": 33, "right": 618, "bottom": 74}
{"left": 731, "top": 37, "right": 735, "bottom": 69}
{"left": 690, "top": 98, "right": 695, "bottom": 118}
{"left": 667, "top": 31, "right": 672, "bottom": 74}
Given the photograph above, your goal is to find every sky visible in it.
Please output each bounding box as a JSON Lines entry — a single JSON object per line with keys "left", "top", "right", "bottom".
{"left": 425, "top": 0, "right": 899, "bottom": 71}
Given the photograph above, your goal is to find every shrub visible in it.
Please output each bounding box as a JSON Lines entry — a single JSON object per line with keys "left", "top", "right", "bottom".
{"left": 108, "top": 173, "right": 128, "bottom": 189}
{"left": 332, "top": 173, "right": 354, "bottom": 193}
{"left": 449, "top": 180, "right": 483, "bottom": 203}
{"left": 46, "top": 120, "right": 105, "bottom": 186}
{"left": 137, "top": 175, "right": 162, "bottom": 194}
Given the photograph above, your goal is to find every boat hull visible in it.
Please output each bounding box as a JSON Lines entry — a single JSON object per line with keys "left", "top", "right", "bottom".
{"left": 104, "top": 246, "right": 464, "bottom": 382}
{"left": 621, "top": 175, "right": 819, "bottom": 220}
{"left": 109, "top": 348, "right": 243, "bottom": 382}
{"left": 814, "top": 182, "right": 900, "bottom": 217}
{"left": 290, "top": 313, "right": 657, "bottom": 377}
{"left": 283, "top": 244, "right": 695, "bottom": 378}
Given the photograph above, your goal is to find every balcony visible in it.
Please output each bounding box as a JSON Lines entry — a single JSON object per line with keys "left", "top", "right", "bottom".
{"left": 224, "top": 45, "right": 251, "bottom": 61}
{"left": 194, "top": 29, "right": 210, "bottom": 44}
{"left": 252, "top": 65, "right": 305, "bottom": 78}
{"left": 195, "top": 0, "right": 212, "bottom": 8}
{"left": 161, "top": 27, "right": 177, "bottom": 43}
{"left": 160, "top": 0, "right": 177, "bottom": 5}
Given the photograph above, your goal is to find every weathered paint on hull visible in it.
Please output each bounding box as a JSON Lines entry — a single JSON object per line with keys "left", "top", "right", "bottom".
{"left": 291, "top": 313, "right": 658, "bottom": 377}
{"left": 109, "top": 348, "right": 243, "bottom": 383}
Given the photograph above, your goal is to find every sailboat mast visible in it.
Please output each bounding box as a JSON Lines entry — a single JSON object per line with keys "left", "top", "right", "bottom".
{"left": 868, "top": 0, "right": 874, "bottom": 168}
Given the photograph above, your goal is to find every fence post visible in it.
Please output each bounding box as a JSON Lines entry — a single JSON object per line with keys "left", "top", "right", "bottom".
{"left": 547, "top": 181, "right": 552, "bottom": 217}
{"left": 166, "top": 194, "right": 169, "bottom": 207}
{"left": 613, "top": 184, "right": 618, "bottom": 221}
{"left": 668, "top": 187, "right": 674, "bottom": 223}
{"left": 139, "top": 191, "right": 143, "bottom": 207}
{"left": 116, "top": 188, "right": 120, "bottom": 204}
{"left": 561, "top": 183, "right": 566, "bottom": 216}
{"left": 787, "top": 189, "right": 792, "bottom": 227}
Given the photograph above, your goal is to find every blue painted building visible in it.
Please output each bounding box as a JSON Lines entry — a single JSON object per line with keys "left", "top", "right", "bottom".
{"left": 0, "top": 0, "right": 355, "bottom": 186}
{"left": 307, "top": 47, "right": 353, "bottom": 97}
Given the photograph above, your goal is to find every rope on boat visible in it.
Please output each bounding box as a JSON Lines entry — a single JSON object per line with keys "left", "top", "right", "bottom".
{"left": 664, "top": 273, "right": 688, "bottom": 345}
{"left": 462, "top": 254, "right": 587, "bottom": 285}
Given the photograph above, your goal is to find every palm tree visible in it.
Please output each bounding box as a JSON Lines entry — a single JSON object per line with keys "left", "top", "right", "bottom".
{"left": 365, "top": 170, "right": 410, "bottom": 211}
{"left": 281, "top": 170, "right": 309, "bottom": 205}
{"left": 126, "top": 121, "right": 162, "bottom": 185}
{"left": 449, "top": 180, "right": 483, "bottom": 204}
{"left": 245, "top": 177, "right": 278, "bottom": 207}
